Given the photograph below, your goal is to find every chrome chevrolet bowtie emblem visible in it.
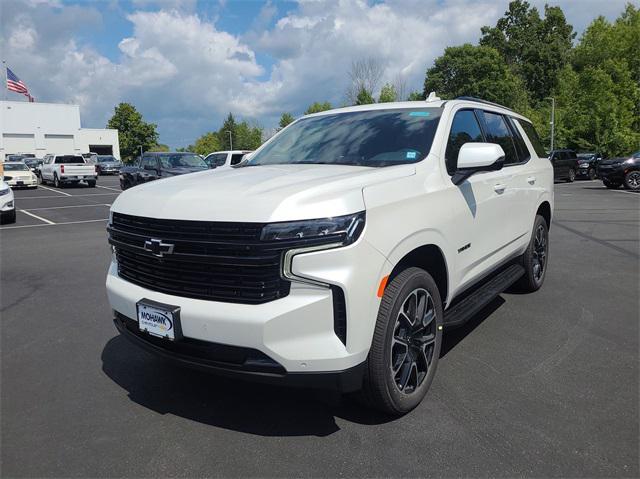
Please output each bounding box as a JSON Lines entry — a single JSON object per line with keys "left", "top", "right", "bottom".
{"left": 143, "top": 238, "right": 174, "bottom": 257}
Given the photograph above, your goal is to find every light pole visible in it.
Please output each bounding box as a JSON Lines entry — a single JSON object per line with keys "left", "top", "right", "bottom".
{"left": 226, "top": 130, "right": 233, "bottom": 151}
{"left": 546, "top": 97, "right": 555, "bottom": 152}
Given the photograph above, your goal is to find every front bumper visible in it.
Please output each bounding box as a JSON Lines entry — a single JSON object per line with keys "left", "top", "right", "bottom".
{"left": 0, "top": 198, "right": 14, "bottom": 212}
{"left": 114, "top": 312, "right": 366, "bottom": 391}
{"left": 598, "top": 165, "right": 625, "bottom": 182}
{"left": 106, "top": 237, "right": 390, "bottom": 378}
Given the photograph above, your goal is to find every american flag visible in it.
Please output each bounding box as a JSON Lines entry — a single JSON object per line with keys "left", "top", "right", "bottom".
{"left": 6, "top": 67, "right": 34, "bottom": 102}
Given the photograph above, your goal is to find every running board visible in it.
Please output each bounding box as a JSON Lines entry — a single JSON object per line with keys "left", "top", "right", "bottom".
{"left": 444, "top": 264, "right": 525, "bottom": 327}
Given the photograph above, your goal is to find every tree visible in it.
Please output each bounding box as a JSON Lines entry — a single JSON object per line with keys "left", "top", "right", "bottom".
{"left": 106, "top": 103, "right": 159, "bottom": 162}
{"left": 218, "top": 113, "right": 237, "bottom": 150}
{"left": 234, "top": 121, "right": 263, "bottom": 150}
{"left": 304, "top": 102, "right": 332, "bottom": 115}
{"left": 378, "top": 83, "right": 397, "bottom": 103}
{"left": 147, "top": 143, "right": 169, "bottom": 152}
{"left": 279, "top": 112, "right": 295, "bottom": 128}
{"left": 346, "top": 57, "right": 384, "bottom": 104}
{"left": 407, "top": 91, "right": 424, "bottom": 101}
{"left": 355, "top": 86, "right": 375, "bottom": 105}
{"left": 480, "top": 0, "right": 575, "bottom": 101}
{"left": 423, "top": 44, "right": 529, "bottom": 110}
{"left": 190, "top": 132, "right": 220, "bottom": 156}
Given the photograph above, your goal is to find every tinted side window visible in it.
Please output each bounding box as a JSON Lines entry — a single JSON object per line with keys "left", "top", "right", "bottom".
{"left": 567, "top": 151, "right": 577, "bottom": 159}
{"left": 481, "top": 112, "right": 518, "bottom": 165}
{"left": 230, "top": 153, "right": 245, "bottom": 165}
{"left": 518, "top": 120, "right": 546, "bottom": 157}
{"left": 445, "top": 110, "right": 484, "bottom": 174}
{"left": 141, "top": 157, "right": 157, "bottom": 169}
{"left": 213, "top": 154, "right": 227, "bottom": 166}
{"left": 507, "top": 117, "right": 530, "bottom": 163}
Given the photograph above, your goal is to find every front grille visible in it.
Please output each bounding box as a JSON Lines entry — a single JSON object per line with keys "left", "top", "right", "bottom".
{"left": 108, "top": 213, "right": 337, "bottom": 304}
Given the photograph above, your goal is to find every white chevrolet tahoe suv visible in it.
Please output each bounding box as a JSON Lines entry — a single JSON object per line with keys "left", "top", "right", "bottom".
{"left": 106, "top": 96, "right": 553, "bottom": 415}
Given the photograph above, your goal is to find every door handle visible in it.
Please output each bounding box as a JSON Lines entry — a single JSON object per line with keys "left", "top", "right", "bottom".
{"left": 527, "top": 176, "right": 536, "bottom": 185}
{"left": 494, "top": 183, "right": 506, "bottom": 193}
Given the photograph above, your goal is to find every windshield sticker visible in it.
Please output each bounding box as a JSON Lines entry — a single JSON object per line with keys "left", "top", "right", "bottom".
{"left": 409, "top": 111, "right": 430, "bottom": 117}
{"left": 406, "top": 151, "right": 417, "bottom": 159}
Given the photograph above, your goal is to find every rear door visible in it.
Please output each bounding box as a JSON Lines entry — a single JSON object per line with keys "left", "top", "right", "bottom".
{"left": 140, "top": 156, "right": 160, "bottom": 183}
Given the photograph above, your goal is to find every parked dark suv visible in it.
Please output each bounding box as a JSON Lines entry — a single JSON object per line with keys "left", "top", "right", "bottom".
{"left": 119, "top": 152, "right": 207, "bottom": 190}
{"left": 598, "top": 151, "right": 640, "bottom": 190}
{"left": 576, "top": 152, "right": 602, "bottom": 180}
{"left": 549, "top": 149, "right": 579, "bottom": 182}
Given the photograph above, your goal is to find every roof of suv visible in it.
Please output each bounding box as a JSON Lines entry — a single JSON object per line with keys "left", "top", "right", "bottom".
{"left": 306, "top": 97, "right": 529, "bottom": 122}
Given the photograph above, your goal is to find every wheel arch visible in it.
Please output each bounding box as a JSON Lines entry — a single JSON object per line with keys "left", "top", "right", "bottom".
{"left": 388, "top": 244, "right": 449, "bottom": 305}
{"left": 537, "top": 201, "right": 552, "bottom": 231}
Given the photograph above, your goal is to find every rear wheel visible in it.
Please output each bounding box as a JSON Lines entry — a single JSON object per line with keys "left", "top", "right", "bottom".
{"left": 360, "top": 267, "right": 443, "bottom": 416}
{"left": 514, "top": 215, "right": 549, "bottom": 293}
{"left": 87, "top": 180, "right": 96, "bottom": 188}
{"left": 566, "top": 168, "right": 576, "bottom": 183}
{"left": 623, "top": 171, "right": 640, "bottom": 190}
{"left": 53, "top": 174, "right": 61, "bottom": 188}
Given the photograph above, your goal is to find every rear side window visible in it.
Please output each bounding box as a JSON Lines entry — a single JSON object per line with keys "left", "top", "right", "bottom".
{"left": 481, "top": 111, "right": 518, "bottom": 165}
{"left": 55, "top": 156, "right": 85, "bottom": 164}
{"left": 445, "top": 110, "right": 484, "bottom": 174}
{"left": 230, "top": 153, "right": 245, "bottom": 165}
{"left": 518, "top": 120, "right": 546, "bottom": 157}
{"left": 506, "top": 117, "right": 531, "bottom": 163}
{"left": 207, "top": 153, "right": 227, "bottom": 167}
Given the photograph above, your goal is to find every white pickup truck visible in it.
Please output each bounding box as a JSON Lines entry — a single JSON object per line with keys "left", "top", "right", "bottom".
{"left": 40, "top": 154, "right": 98, "bottom": 188}
{"left": 106, "top": 96, "right": 553, "bottom": 415}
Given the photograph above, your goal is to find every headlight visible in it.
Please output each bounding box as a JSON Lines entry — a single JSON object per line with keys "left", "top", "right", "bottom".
{"left": 624, "top": 158, "right": 634, "bottom": 165}
{"left": 265, "top": 212, "right": 366, "bottom": 286}
{"left": 0, "top": 188, "right": 9, "bottom": 196}
{"left": 261, "top": 212, "right": 365, "bottom": 246}
{"left": 579, "top": 163, "right": 589, "bottom": 168}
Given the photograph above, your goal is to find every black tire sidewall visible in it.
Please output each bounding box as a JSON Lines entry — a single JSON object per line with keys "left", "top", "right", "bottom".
{"left": 521, "top": 215, "right": 549, "bottom": 291}
{"left": 373, "top": 268, "right": 444, "bottom": 414}
{"left": 624, "top": 171, "right": 640, "bottom": 190}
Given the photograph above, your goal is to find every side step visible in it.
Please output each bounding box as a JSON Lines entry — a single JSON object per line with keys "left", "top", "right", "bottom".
{"left": 443, "top": 263, "right": 525, "bottom": 327}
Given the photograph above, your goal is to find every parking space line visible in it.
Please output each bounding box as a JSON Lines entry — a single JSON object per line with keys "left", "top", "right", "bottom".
{"left": 19, "top": 210, "right": 56, "bottom": 225}
{"left": 608, "top": 189, "right": 639, "bottom": 196}
{"left": 22, "top": 204, "right": 111, "bottom": 211}
{"left": 96, "top": 185, "right": 122, "bottom": 192}
{"left": 15, "top": 193, "right": 119, "bottom": 199}
{"left": 0, "top": 218, "right": 108, "bottom": 230}
{"left": 38, "top": 185, "right": 72, "bottom": 197}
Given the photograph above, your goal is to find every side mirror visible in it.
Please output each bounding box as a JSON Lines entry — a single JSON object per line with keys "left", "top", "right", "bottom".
{"left": 452, "top": 143, "right": 505, "bottom": 185}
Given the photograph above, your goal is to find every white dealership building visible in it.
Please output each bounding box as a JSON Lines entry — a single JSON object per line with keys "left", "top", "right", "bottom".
{"left": 0, "top": 100, "right": 120, "bottom": 161}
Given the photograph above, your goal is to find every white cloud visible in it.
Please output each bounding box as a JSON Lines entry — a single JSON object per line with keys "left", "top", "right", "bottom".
{"left": 0, "top": 0, "right": 632, "bottom": 148}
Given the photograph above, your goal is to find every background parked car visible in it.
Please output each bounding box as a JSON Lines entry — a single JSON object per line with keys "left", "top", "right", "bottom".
{"left": 203, "top": 150, "right": 252, "bottom": 169}
{"left": 549, "top": 149, "right": 579, "bottom": 182}
{"left": 40, "top": 154, "right": 98, "bottom": 188}
{"left": 3, "top": 162, "right": 38, "bottom": 189}
{"left": 119, "top": 152, "right": 207, "bottom": 190}
{"left": 576, "top": 152, "right": 602, "bottom": 180}
{"left": 0, "top": 180, "right": 16, "bottom": 224}
{"left": 24, "top": 158, "right": 44, "bottom": 174}
{"left": 93, "top": 155, "right": 122, "bottom": 175}
{"left": 5, "top": 154, "right": 35, "bottom": 163}
{"left": 598, "top": 151, "right": 640, "bottom": 190}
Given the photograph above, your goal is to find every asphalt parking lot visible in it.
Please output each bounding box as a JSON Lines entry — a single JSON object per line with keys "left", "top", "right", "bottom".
{"left": 1, "top": 177, "right": 638, "bottom": 477}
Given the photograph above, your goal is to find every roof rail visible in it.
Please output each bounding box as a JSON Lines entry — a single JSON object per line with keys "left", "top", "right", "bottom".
{"left": 455, "top": 96, "right": 515, "bottom": 112}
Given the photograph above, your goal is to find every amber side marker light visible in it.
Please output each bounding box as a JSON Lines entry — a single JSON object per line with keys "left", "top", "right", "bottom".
{"left": 377, "top": 275, "right": 390, "bottom": 298}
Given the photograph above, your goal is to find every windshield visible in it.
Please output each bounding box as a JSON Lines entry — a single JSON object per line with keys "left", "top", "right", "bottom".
{"left": 5, "top": 163, "right": 30, "bottom": 171}
{"left": 632, "top": 151, "right": 640, "bottom": 158}
{"left": 248, "top": 108, "right": 442, "bottom": 167}
{"left": 97, "top": 156, "right": 117, "bottom": 163}
{"left": 159, "top": 154, "right": 206, "bottom": 168}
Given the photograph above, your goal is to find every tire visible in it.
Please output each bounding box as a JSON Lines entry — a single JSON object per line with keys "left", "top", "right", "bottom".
{"left": 566, "top": 168, "right": 576, "bottom": 183}
{"left": 603, "top": 179, "right": 621, "bottom": 189}
{"left": 120, "top": 180, "right": 128, "bottom": 190}
{"left": 1, "top": 209, "right": 16, "bottom": 224}
{"left": 360, "top": 267, "right": 443, "bottom": 416}
{"left": 588, "top": 168, "right": 597, "bottom": 180}
{"left": 623, "top": 171, "right": 640, "bottom": 191}
{"left": 514, "top": 215, "right": 549, "bottom": 293}
{"left": 53, "top": 174, "right": 61, "bottom": 188}
{"left": 87, "top": 180, "right": 96, "bottom": 188}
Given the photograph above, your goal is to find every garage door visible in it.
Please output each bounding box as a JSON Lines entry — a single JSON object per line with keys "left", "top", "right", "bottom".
{"left": 45, "top": 134, "right": 75, "bottom": 154}
{"left": 3, "top": 133, "right": 36, "bottom": 155}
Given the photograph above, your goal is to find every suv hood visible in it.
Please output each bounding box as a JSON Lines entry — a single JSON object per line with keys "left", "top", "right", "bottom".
{"left": 112, "top": 163, "right": 415, "bottom": 222}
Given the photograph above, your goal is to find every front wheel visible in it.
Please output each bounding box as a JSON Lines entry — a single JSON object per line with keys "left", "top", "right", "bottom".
{"left": 588, "top": 168, "right": 597, "bottom": 180}
{"left": 360, "top": 267, "right": 443, "bottom": 416}
{"left": 566, "top": 168, "right": 576, "bottom": 183}
{"left": 514, "top": 215, "right": 549, "bottom": 293}
{"left": 623, "top": 171, "right": 640, "bottom": 190}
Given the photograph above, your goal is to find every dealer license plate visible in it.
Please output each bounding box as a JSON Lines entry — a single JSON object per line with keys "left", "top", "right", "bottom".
{"left": 136, "top": 300, "right": 181, "bottom": 340}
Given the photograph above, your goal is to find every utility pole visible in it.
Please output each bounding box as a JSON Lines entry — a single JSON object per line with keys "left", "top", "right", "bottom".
{"left": 546, "top": 97, "right": 555, "bottom": 152}
{"left": 226, "top": 130, "right": 233, "bottom": 151}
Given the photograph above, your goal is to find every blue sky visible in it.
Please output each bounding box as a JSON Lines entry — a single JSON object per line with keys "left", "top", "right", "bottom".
{"left": 1, "top": 0, "right": 632, "bottom": 149}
